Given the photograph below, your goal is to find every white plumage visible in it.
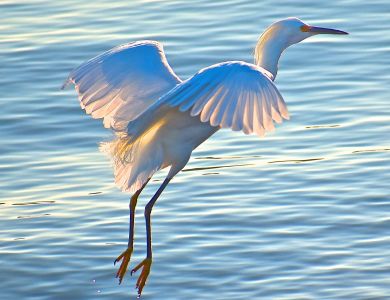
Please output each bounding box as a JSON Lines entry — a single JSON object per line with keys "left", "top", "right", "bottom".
{"left": 160, "top": 61, "right": 289, "bottom": 134}
{"left": 63, "top": 18, "right": 347, "bottom": 194}
{"left": 62, "top": 41, "right": 180, "bottom": 130}
{"left": 64, "top": 41, "right": 290, "bottom": 193}
{"left": 63, "top": 18, "right": 347, "bottom": 296}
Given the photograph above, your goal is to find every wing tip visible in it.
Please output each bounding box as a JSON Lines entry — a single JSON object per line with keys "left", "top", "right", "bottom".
{"left": 61, "top": 73, "right": 75, "bottom": 90}
{"left": 61, "top": 79, "right": 70, "bottom": 90}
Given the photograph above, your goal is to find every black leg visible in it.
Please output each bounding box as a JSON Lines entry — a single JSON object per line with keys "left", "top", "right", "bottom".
{"left": 131, "top": 176, "right": 172, "bottom": 297}
{"left": 114, "top": 179, "right": 150, "bottom": 284}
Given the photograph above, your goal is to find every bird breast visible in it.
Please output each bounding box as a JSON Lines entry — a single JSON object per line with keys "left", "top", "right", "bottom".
{"left": 157, "top": 108, "right": 219, "bottom": 165}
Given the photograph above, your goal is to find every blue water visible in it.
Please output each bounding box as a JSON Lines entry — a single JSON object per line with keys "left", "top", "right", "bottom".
{"left": 1, "top": 0, "right": 389, "bottom": 299}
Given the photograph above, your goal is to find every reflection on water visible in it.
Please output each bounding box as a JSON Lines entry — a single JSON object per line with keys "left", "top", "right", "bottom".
{"left": 305, "top": 124, "right": 340, "bottom": 129}
{"left": 1, "top": 0, "right": 390, "bottom": 299}
{"left": 182, "top": 163, "right": 254, "bottom": 172}
{"left": 268, "top": 158, "right": 324, "bottom": 164}
{"left": 17, "top": 214, "right": 51, "bottom": 219}
{"left": 195, "top": 155, "right": 262, "bottom": 160}
{"left": 12, "top": 201, "right": 56, "bottom": 206}
{"left": 352, "top": 148, "right": 390, "bottom": 154}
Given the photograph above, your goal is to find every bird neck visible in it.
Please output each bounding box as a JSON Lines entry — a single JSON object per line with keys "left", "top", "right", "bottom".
{"left": 254, "top": 30, "right": 290, "bottom": 80}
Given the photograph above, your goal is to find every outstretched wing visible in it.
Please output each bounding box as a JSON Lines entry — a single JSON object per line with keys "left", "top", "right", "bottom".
{"left": 159, "top": 61, "right": 289, "bottom": 137}
{"left": 62, "top": 40, "right": 181, "bottom": 129}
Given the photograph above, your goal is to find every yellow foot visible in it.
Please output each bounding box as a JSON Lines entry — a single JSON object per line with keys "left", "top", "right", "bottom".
{"left": 114, "top": 247, "right": 133, "bottom": 284}
{"left": 131, "top": 258, "right": 152, "bottom": 298}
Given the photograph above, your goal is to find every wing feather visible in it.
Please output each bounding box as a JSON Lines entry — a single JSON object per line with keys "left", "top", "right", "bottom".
{"left": 159, "top": 61, "right": 289, "bottom": 137}
{"left": 63, "top": 40, "right": 181, "bottom": 129}
{"left": 252, "top": 89, "right": 265, "bottom": 137}
{"left": 243, "top": 90, "right": 254, "bottom": 134}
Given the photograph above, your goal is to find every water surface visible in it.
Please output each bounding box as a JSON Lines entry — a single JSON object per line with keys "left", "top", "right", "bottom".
{"left": 1, "top": 0, "right": 389, "bottom": 299}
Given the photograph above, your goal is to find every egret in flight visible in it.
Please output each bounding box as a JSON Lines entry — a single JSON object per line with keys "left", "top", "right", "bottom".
{"left": 63, "top": 17, "right": 347, "bottom": 297}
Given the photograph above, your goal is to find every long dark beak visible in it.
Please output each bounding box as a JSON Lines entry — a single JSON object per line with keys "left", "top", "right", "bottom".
{"left": 308, "top": 26, "right": 348, "bottom": 35}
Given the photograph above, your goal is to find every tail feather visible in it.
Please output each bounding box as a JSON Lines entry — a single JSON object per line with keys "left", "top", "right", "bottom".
{"left": 100, "top": 126, "right": 165, "bottom": 193}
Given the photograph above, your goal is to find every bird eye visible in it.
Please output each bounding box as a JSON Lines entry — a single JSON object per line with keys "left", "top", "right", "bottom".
{"left": 300, "top": 25, "right": 310, "bottom": 32}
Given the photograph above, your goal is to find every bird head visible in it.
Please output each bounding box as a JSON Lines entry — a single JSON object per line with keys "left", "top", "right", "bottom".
{"left": 255, "top": 17, "right": 348, "bottom": 78}
{"left": 263, "top": 17, "right": 348, "bottom": 47}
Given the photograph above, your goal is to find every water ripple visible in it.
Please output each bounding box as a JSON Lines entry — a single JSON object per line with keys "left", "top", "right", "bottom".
{"left": 1, "top": 0, "right": 389, "bottom": 299}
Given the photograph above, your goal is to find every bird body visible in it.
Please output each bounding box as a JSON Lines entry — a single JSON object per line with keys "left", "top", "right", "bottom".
{"left": 63, "top": 17, "right": 347, "bottom": 297}
{"left": 110, "top": 59, "right": 286, "bottom": 192}
{"left": 104, "top": 106, "right": 219, "bottom": 192}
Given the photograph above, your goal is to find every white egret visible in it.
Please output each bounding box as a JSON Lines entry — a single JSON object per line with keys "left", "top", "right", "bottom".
{"left": 63, "top": 17, "right": 347, "bottom": 297}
